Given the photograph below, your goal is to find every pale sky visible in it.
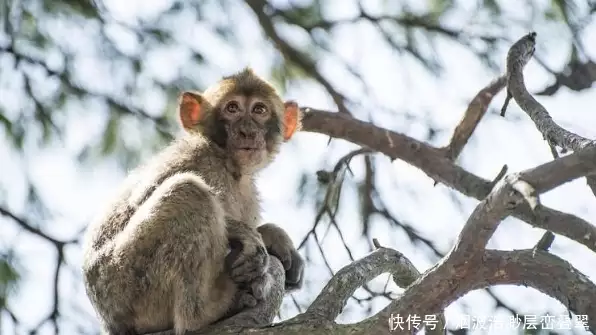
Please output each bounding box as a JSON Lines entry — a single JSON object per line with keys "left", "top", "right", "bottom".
{"left": 1, "top": 0, "right": 596, "bottom": 334}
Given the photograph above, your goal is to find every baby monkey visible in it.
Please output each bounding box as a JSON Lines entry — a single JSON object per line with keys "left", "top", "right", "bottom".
{"left": 82, "top": 68, "right": 304, "bottom": 335}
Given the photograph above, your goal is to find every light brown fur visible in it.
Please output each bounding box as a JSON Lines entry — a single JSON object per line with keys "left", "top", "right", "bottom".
{"left": 82, "top": 68, "right": 303, "bottom": 335}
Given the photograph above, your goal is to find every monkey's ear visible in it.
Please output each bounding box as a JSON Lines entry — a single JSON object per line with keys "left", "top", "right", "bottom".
{"left": 283, "top": 101, "right": 300, "bottom": 141}
{"left": 179, "top": 92, "right": 205, "bottom": 130}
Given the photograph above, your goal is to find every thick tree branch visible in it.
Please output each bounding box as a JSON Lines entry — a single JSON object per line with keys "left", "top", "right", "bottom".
{"left": 298, "top": 247, "right": 418, "bottom": 322}
{"left": 502, "top": 32, "right": 596, "bottom": 199}
{"left": 200, "top": 248, "right": 596, "bottom": 334}
{"left": 299, "top": 109, "right": 596, "bottom": 252}
{"left": 361, "top": 150, "right": 596, "bottom": 332}
{"left": 364, "top": 249, "right": 596, "bottom": 333}
{"left": 455, "top": 146, "right": 596, "bottom": 258}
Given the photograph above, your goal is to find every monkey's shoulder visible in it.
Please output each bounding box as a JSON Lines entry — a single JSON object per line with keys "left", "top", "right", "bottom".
{"left": 125, "top": 139, "right": 261, "bottom": 225}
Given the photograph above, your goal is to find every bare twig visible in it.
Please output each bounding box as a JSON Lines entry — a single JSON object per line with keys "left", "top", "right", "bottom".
{"left": 534, "top": 231, "right": 556, "bottom": 251}
{"left": 0, "top": 207, "right": 77, "bottom": 245}
{"left": 442, "top": 75, "right": 507, "bottom": 161}
{"left": 298, "top": 148, "right": 372, "bottom": 250}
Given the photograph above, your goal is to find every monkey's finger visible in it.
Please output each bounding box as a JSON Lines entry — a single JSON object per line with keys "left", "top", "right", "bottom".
{"left": 280, "top": 250, "right": 292, "bottom": 270}
{"left": 229, "top": 254, "right": 269, "bottom": 283}
{"left": 230, "top": 244, "right": 267, "bottom": 269}
{"left": 224, "top": 244, "right": 243, "bottom": 273}
{"left": 268, "top": 247, "right": 292, "bottom": 270}
{"left": 250, "top": 273, "right": 273, "bottom": 300}
{"left": 284, "top": 266, "right": 304, "bottom": 291}
{"left": 236, "top": 292, "right": 258, "bottom": 309}
{"left": 285, "top": 250, "right": 304, "bottom": 287}
{"left": 229, "top": 256, "right": 266, "bottom": 275}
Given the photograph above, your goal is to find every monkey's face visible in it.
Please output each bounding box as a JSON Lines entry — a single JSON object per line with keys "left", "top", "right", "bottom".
{"left": 211, "top": 95, "right": 282, "bottom": 171}
{"left": 178, "top": 68, "right": 300, "bottom": 174}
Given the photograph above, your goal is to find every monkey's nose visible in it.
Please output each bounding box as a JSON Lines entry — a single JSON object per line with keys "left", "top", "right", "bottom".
{"left": 239, "top": 129, "right": 256, "bottom": 140}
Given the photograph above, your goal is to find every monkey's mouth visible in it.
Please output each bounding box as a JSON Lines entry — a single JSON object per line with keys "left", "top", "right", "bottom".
{"left": 237, "top": 147, "right": 259, "bottom": 152}
{"left": 233, "top": 143, "right": 264, "bottom": 152}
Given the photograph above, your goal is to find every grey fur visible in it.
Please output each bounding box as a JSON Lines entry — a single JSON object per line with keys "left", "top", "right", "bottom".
{"left": 82, "top": 69, "right": 304, "bottom": 335}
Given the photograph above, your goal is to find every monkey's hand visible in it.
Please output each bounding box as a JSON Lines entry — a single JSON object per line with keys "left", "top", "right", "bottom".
{"left": 225, "top": 219, "right": 271, "bottom": 300}
{"left": 257, "top": 223, "right": 304, "bottom": 291}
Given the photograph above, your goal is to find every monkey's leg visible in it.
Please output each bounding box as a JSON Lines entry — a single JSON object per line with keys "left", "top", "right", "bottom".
{"left": 205, "top": 256, "right": 286, "bottom": 331}
{"left": 143, "top": 259, "right": 285, "bottom": 335}
{"left": 111, "top": 172, "right": 234, "bottom": 335}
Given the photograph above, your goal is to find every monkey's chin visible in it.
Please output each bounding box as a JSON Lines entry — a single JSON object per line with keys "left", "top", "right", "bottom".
{"left": 233, "top": 149, "right": 268, "bottom": 171}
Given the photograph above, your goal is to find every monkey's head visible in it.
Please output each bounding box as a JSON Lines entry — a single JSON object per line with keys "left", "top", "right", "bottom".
{"left": 178, "top": 68, "right": 300, "bottom": 174}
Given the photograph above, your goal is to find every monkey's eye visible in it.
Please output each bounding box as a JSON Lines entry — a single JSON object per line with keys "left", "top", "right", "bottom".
{"left": 252, "top": 104, "right": 267, "bottom": 115}
{"left": 226, "top": 102, "right": 240, "bottom": 114}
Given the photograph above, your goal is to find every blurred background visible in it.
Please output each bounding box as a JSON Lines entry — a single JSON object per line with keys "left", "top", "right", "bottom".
{"left": 1, "top": 0, "right": 596, "bottom": 334}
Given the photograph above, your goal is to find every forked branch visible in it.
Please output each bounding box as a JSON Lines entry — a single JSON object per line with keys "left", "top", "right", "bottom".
{"left": 300, "top": 109, "right": 596, "bottom": 253}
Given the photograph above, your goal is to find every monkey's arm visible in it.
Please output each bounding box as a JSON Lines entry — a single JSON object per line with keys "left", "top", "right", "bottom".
{"left": 257, "top": 223, "right": 304, "bottom": 291}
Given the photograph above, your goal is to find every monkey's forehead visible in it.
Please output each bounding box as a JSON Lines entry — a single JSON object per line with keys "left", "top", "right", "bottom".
{"left": 203, "top": 79, "right": 283, "bottom": 107}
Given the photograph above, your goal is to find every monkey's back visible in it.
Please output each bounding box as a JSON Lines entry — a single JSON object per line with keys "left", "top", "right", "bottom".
{"left": 82, "top": 136, "right": 261, "bottom": 333}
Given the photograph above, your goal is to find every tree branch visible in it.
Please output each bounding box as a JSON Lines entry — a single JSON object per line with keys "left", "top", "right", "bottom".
{"left": 501, "top": 31, "right": 596, "bottom": 199}
{"left": 359, "top": 149, "right": 596, "bottom": 332}
{"left": 297, "top": 247, "right": 418, "bottom": 322}
{"left": 365, "top": 249, "right": 596, "bottom": 332}
{"left": 442, "top": 75, "right": 507, "bottom": 161}
{"left": 299, "top": 109, "right": 596, "bottom": 253}
{"left": 503, "top": 32, "right": 596, "bottom": 151}
{"left": 195, "top": 248, "right": 596, "bottom": 334}
{"left": 455, "top": 146, "right": 596, "bottom": 259}
{"left": 0, "top": 206, "right": 77, "bottom": 245}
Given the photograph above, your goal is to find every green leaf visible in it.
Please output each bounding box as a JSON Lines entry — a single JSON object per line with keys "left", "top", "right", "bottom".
{"left": 45, "top": 0, "right": 99, "bottom": 18}
{"left": 0, "top": 112, "right": 13, "bottom": 136}
{"left": 0, "top": 257, "right": 20, "bottom": 309}
{"left": 101, "top": 115, "right": 120, "bottom": 155}
{"left": 551, "top": 0, "right": 579, "bottom": 26}
{"left": 146, "top": 28, "right": 171, "bottom": 43}
{"left": 427, "top": 0, "right": 455, "bottom": 17}
{"left": 482, "top": 0, "right": 501, "bottom": 15}
{"left": 280, "top": 2, "right": 324, "bottom": 28}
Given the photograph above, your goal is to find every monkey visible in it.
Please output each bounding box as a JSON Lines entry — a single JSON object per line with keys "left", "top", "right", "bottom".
{"left": 81, "top": 68, "right": 305, "bottom": 335}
